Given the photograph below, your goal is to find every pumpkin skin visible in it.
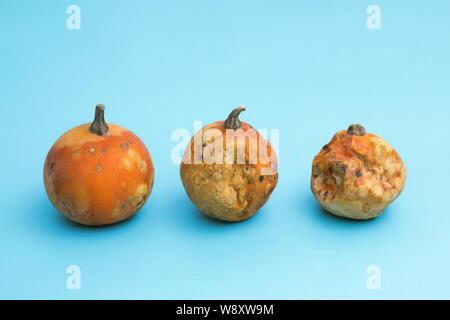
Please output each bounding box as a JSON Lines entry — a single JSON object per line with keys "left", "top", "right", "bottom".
{"left": 180, "top": 107, "right": 278, "bottom": 222}
{"left": 311, "top": 124, "right": 406, "bottom": 220}
{"left": 44, "top": 107, "right": 154, "bottom": 226}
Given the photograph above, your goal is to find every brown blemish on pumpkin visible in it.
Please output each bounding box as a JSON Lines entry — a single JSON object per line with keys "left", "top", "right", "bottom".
{"left": 112, "top": 207, "right": 121, "bottom": 218}
{"left": 119, "top": 157, "right": 133, "bottom": 171}
{"left": 72, "top": 148, "right": 81, "bottom": 159}
{"left": 120, "top": 141, "right": 131, "bottom": 151}
{"left": 312, "top": 165, "right": 320, "bottom": 176}
{"left": 121, "top": 196, "right": 132, "bottom": 209}
{"left": 138, "top": 160, "right": 147, "bottom": 174}
{"left": 335, "top": 161, "right": 346, "bottom": 176}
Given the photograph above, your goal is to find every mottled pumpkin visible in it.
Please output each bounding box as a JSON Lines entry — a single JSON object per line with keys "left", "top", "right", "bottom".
{"left": 311, "top": 124, "right": 406, "bottom": 220}
{"left": 44, "top": 105, "right": 154, "bottom": 225}
{"left": 180, "top": 106, "right": 278, "bottom": 222}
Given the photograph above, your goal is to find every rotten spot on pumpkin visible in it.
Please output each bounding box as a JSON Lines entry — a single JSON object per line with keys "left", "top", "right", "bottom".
{"left": 323, "top": 145, "right": 329, "bottom": 151}
{"left": 120, "top": 141, "right": 131, "bottom": 151}
{"left": 138, "top": 160, "right": 147, "bottom": 174}
{"left": 136, "top": 199, "right": 145, "bottom": 207}
{"left": 112, "top": 207, "right": 121, "bottom": 218}
{"left": 121, "top": 196, "right": 132, "bottom": 209}
{"left": 50, "top": 162, "right": 55, "bottom": 169}
{"left": 312, "top": 165, "right": 321, "bottom": 176}
{"left": 134, "top": 194, "right": 146, "bottom": 208}
{"left": 356, "top": 170, "right": 362, "bottom": 177}
{"left": 72, "top": 148, "right": 81, "bottom": 159}
{"left": 120, "top": 157, "right": 132, "bottom": 171}
{"left": 259, "top": 175, "right": 264, "bottom": 182}
{"left": 335, "top": 161, "right": 346, "bottom": 176}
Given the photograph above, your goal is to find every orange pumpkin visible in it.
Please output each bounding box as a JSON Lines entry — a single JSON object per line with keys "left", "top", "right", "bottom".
{"left": 311, "top": 124, "right": 406, "bottom": 219}
{"left": 180, "top": 106, "right": 278, "bottom": 222}
{"left": 43, "top": 105, "right": 154, "bottom": 225}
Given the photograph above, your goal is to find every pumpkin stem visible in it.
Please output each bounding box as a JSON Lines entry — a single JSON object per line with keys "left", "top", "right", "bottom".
{"left": 89, "top": 104, "right": 109, "bottom": 135}
{"left": 347, "top": 124, "right": 365, "bottom": 136}
{"left": 224, "top": 105, "right": 246, "bottom": 130}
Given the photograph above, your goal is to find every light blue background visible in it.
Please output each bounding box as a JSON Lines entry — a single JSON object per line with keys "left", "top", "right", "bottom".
{"left": 1, "top": 0, "right": 449, "bottom": 299}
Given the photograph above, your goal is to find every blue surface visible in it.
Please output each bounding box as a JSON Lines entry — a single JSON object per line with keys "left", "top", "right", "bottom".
{"left": 1, "top": 0, "right": 449, "bottom": 299}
